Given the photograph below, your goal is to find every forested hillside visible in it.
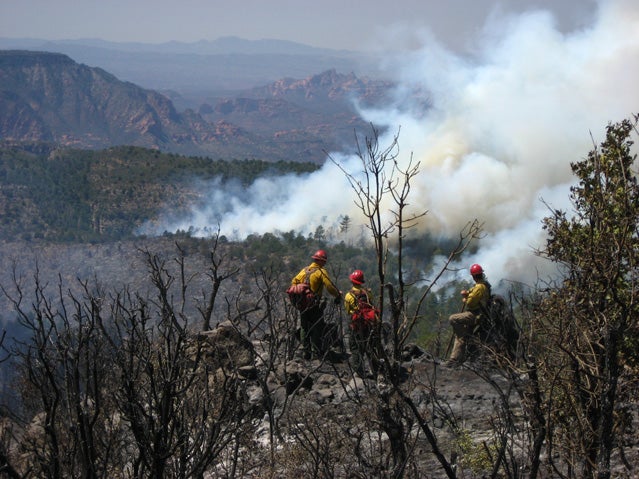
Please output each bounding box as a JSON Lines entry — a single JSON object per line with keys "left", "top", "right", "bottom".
{"left": 0, "top": 143, "right": 318, "bottom": 242}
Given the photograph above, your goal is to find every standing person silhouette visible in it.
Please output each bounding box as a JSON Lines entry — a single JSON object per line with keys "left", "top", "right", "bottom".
{"left": 344, "top": 269, "right": 381, "bottom": 378}
{"left": 446, "top": 264, "right": 491, "bottom": 367}
{"left": 290, "top": 250, "right": 341, "bottom": 359}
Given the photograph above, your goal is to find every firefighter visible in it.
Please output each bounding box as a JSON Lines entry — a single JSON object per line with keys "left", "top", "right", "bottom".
{"left": 344, "top": 269, "right": 381, "bottom": 378}
{"left": 446, "top": 263, "right": 492, "bottom": 367}
{"left": 291, "top": 249, "right": 341, "bottom": 359}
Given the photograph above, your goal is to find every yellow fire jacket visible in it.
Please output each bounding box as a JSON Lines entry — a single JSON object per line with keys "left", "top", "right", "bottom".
{"left": 291, "top": 262, "right": 340, "bottom": 298}
{"left": 463, "top": 279, "right": 490, "bottom": 313}
{"left": 344, "top": 286, "right": 372, "bottom": 316}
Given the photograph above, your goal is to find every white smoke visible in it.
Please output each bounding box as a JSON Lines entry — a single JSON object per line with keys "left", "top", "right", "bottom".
{"left": 142, "top": 0, "right": 639, "bottom": 288}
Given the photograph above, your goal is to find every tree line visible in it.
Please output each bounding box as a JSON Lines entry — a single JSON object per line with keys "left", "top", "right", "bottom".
{"left": 0, "top": 144, "right": 318, "bottom": 242}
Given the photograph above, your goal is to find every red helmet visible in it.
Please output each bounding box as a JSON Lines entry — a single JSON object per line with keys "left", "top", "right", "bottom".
{"left": 349, "top": 269, "right": 365, "bottom": 285}
{"left": 312, "top": 249, "right": 327, "bottom": 262}
{"left": 470, "top": 263, "right": 484, "bottom": 276}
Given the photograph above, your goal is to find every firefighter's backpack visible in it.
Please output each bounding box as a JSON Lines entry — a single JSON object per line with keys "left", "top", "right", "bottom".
{"left": 479, "top": 294, "right": 520, "bottom": 357}
{"left": 286, "top": 267, "right": 317, "bottom": 311}
{"left": 350, "top": 288, "right": 378, "bottom": 329}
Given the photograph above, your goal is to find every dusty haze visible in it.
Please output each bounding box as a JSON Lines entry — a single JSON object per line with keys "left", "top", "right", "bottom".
{"left": 141, "top": 0, "right": 639, "bottom": 288}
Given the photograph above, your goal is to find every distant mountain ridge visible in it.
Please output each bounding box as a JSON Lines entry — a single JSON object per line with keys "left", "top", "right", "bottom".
{"left": 0, "top": 35, "right": 352, "bottom": 56}
{"left": 0, "top": 37, "right": 382, "bottom": 94}
{"left": 0, "top": 50, "right": 216, "bottom": 152}
{"left": 0, "top": 50, "right": 393, "bottom": 162}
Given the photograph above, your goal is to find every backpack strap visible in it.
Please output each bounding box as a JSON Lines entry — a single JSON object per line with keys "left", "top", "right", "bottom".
{"left": 317, "top": 266, "right": 339, "bottom": 295}
{"left": 356, "top": 287, "right": 370, "bottom": 304}
{"left": 304, "top": 267, "right": 318, "bottom": 291}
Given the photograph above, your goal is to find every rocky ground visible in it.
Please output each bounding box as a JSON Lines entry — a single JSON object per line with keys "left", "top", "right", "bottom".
{"left": 201, "top": 320, "right": 530, "bottom": 477}
{"left": 218, "top": 320, "right": 638, "bottom": 478}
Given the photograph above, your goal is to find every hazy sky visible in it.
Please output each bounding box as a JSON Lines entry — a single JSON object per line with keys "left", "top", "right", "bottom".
{"left": 0, "top": 0, "right": 598, "bottom": 52}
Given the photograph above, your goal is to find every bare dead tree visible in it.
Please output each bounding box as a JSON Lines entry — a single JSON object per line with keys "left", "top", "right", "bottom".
{"left": 196, "top": 227, "right": 240, "bottom": 331}
{"left": 1, "top": 243, "right": 258, "bottom": 478}
{"left": 3, "top": 264, "right": 123, "bottom": 478}
{"left": 0, "top": 329, "right": 23, "bottom": 479}
{"left": 231, "top": 265, "right": 286, "bottom": 464}
{"left": 99, "top": 248, "right": 256, "bottom": 478}
{"left": 398, "top": 220, "right": 483, "bottom": 348}
{"left": 331, "top": 126, "right": 426, "bottom": 362}
{"left": 330, "top": 125, "right": 486, "bottom": 478}
{"left": 330, "top": 126, "right": 485, "bottom": 359}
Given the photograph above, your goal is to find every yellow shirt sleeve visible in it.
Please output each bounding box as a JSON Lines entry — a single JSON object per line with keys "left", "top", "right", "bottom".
{"left": 464, "top": 283, "right": 488, "bottom": 310}
{"left": 344, "top": 290, "right": 358, "bottom": 315}
{"left": 309, "top": 265, "right": 340, "bottom": 297}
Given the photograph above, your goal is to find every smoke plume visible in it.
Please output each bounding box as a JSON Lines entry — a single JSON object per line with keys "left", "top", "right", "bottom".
{"left": 143, "top": 0, "right": 639, "bottom": 288}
